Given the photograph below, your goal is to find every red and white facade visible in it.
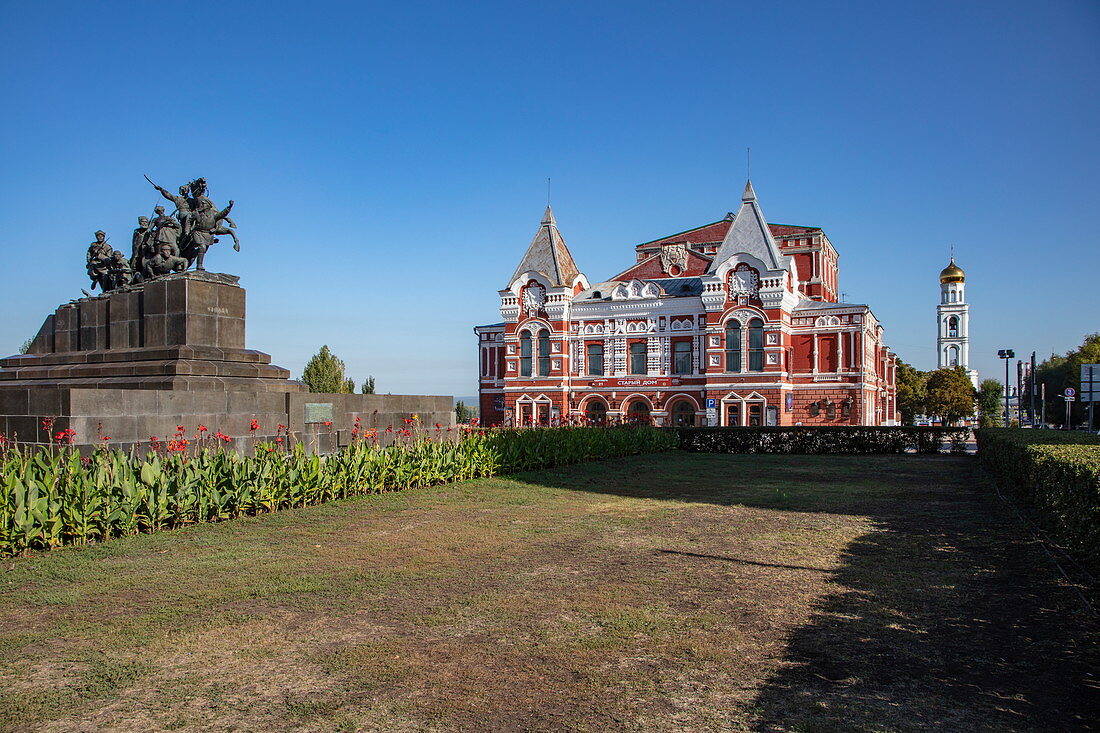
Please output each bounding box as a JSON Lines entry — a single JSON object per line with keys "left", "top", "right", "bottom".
{"left": 475, "top": 181, "right": 897, "bottom": 427}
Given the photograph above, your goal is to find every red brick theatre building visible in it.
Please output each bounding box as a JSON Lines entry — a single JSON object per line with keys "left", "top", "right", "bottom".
{"left": 475, "top": 181, "right": 897, "bottom": 427}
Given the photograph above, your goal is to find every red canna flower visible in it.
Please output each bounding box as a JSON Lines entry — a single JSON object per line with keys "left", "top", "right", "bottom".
{"left": 250, "top": 419, "right": 260, "bottom": 432}
{"left": 198, "top": 425, "right": 207, "bottom": 433}
{"left": 101, "top": 436, "right": 111, "bottom": 441}
{"left": 324, "top": 421, "right": 332, "bottom": 427}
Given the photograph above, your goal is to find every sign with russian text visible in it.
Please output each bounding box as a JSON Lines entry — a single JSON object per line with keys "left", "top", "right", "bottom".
{"left": 587, "top": 377, "right": 679, "bottom": 388}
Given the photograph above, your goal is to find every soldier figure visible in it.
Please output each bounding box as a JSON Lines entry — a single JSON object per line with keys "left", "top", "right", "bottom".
{"left": 106, "top": 250, "right": 134, "bottom": 290}
{"left": 86, "top": 230, "right": 113, "bottom": 292}
{"left": 150, "top": 181, "right": 192, "bottom": 239}
{"left": 131, "top": 216, "right": 153, "bottom": 281}
{"left": 182, "top": 177, "right": 236, "bottom": 270}
{"left": 143, "top": 242, "right": 189, "bottom": 279}
{"left": 150, "top": 205, "right": 181, "bottom": 257}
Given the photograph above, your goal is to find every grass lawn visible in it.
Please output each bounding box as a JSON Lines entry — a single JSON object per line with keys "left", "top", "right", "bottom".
{"left": 0, "top": 453, "right": 1096, "bottom": 732}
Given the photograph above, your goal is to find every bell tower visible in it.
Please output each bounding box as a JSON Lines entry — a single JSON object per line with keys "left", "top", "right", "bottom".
{"left": 936, "top": 257, "right": 978, "bottom": 388}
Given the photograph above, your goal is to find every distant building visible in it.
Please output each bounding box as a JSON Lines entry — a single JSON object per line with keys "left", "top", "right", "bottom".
{"left": 936, "top": 257, "right": 979, "bottom": 388}
{"left": 475, "top": 181, "right": 897, "bottom": 427}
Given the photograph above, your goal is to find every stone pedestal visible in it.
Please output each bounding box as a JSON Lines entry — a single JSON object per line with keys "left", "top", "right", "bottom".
{"left": 0, "top": 272, "right": 454, "bottom": 450}
{"left": 1, "top": 271, "right": 297, "bottom": 392}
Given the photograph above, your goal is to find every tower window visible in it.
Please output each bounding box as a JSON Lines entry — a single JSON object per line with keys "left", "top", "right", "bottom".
{"left": 748, "top": 318, "right": 764, "bottom": 371}
{"left": 537, "top": 329, "right": 550, "bottom": 376}
{"left": 948, "top": 316, "right": 959, "bottom": 339}
{"left": 519, "top": 332, "right": 532, "bottom": 377}
{"left": 725, "top": 321, "right": 742, "bottom": 372}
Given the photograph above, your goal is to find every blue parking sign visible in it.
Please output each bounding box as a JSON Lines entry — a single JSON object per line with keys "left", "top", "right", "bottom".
{"left": 706, "top": 398, "right": 716, "bottom": 409}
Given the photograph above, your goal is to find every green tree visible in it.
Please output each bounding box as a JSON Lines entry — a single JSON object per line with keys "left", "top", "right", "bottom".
{"left": 925, "top": 366, "right": 975, "bottom": 425}
{"left": 455, "top": 400, "right": 470, "bottom": 423}
{"left": 18, "top": 338, "right": 33, "bottom": 354}
{"left": 360, "top": 375, "right": 376, "bottom": 394}
{"left": 301, "top": 345, "right": 355, "bottom": 394}
{"left": 1030, "top": 333, "right": 1100, "bottom": 427}
{"left": 977, "top": 378, "right": 1004, "bottom": 427}
{"left": 894, "top": 358, "right": 927, "bottom": 425}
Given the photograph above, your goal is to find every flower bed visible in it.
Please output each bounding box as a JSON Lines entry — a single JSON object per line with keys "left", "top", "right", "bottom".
{"left": 0, "top": 424, "right": 676, "bottom": 556}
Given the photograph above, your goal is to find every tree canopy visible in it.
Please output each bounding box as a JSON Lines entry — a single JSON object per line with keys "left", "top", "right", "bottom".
{"left": 895, "top": 358, "right": 927, "bottom": 425}
{"left": 925, "top": 367, "right": 975, "bottom": 425}
{"left": 977, "top": 378, "right": 1004, "bottom": 427}
{"left": 1028, "top": 333, "right": 1100, "bottom": 427}
{"left": 301, "top": 345, "right": 356, "bottom": 394}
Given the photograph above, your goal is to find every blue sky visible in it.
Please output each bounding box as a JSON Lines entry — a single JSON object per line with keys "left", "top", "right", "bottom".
{"left": 1, "top": 0, "right": 1097, "bottom": 397}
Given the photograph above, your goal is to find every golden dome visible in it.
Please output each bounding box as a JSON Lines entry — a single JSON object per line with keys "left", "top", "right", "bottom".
{"left": 940, "top": 258, "right": 965, "bottom": 283}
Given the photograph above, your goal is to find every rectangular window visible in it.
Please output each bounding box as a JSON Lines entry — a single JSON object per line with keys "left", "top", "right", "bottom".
{"left": 748, "top": 322, "right": 764, "bottom": 371}
{"left": 537, "top": 330, "right": 550, "bottom": 377}
{"left": 520, "top": 335, "right": 532, "bottom": 377}
{"left": 586, "top": 343, "right": 604, "bottom": 376}
{"left": 673, "top": 341, "right": 691, "bottom": 375}
{"left": 629, "top": 342, "right": 647, "bottom": 375}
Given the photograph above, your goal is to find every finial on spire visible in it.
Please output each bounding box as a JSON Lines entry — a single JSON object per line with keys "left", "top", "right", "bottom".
{"left": 742, "top": 179, "right": 756, "bottom": 202}
{"left": 746, "top": 146, "right": 751, "bottom": 180}
{"left": 949, "top": 243, "right": 954, "bottom": 261}
{"left": 547, "top": 177, "right": 551, "bottom": 207}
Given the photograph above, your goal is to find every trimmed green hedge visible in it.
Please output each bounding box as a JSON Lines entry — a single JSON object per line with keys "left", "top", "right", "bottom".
{"left": 676, "top": 426, "right": 971, "bottom": 454}
{"left": 976, "top": 428, "right": 1100, "bottom": 569}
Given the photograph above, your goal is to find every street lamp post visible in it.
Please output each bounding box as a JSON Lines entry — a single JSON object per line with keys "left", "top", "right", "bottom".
{"left": 998, "top": 349, "right": 1015, "bottom": 426}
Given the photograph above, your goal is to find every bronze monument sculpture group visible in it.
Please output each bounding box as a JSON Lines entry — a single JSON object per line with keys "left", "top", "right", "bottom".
{"left": 1, "top": 174, "right": 454, "bottom": 453}
{"left": 85, "top": 176, "right": 239, "bottom": 294}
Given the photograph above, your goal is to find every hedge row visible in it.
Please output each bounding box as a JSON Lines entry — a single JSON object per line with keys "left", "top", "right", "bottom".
{"left": 1, "top": 425, "right": 677, "bottom": 557}
{"left": 676, "top": 426, "right": 971, "bottom": 454}
{"left": 976, "top": 428, "right": 1100, "bottom": 569}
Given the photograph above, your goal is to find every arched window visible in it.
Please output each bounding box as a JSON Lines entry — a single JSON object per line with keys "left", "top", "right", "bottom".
{"left": 748, "top": 403, "right": 763, "bottom": 426}
{"left": 671, "top": 400, "right": 695, "bottom": 427}
{"left": 519, "top": 332, "right": 532, "bottom": 377}
{"left": 629, "top": 342, "right": 647, "bottom": 375}
{"left": 584, "top": 399, "right": 607, "bottom": 425}
{"left": 948, "top": 316, "right": 959, "bottom": 338}
{"left": 627, "top": 399, "right": 651, "bottom": 424}
{"left": 537, "top": 329, "right": 550, "bottom": 376}
{"left": 748, "top": 318, "right": 764, "bottom": 371}
{"left": 948, "top": 345, "right": 959, "bottom": 367}
{"left": 726, "top": 403, "right": 741, "bottom": 426}
{"left": 672, "top": 341, "right": 691, "bottom": 375}
{"left": 586, "top": 342, "right": 604, "bottom": 376}
{"left": 725, "top": 321, "right": 742, "bottom": 372}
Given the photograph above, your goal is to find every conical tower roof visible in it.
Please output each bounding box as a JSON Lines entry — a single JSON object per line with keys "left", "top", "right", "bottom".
{"left": 707, "top": 180, "right": 786, "bottom": 272}
{"left": 508, "top": 205, "right": 581, "bottom": 287}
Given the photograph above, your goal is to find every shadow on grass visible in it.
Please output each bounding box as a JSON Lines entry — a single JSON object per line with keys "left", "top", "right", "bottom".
{"left": 519, "top": 453, "right": 1100, "bottom": 731}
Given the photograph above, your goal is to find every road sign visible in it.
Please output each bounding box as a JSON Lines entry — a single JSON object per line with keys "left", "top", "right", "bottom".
{"left": 706, "top": 398, "right": 716, "bottom": 409}
{"left": 1065, "top": 387, "right": 1076, "bottom": 397}
{"left": 1081, "top": 364, "right": 1099, "bottom": 403}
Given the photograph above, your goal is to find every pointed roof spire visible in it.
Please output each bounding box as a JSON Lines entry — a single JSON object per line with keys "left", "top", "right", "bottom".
{"left": 708, "top": 180, "right": 786, "bottom": 273}
{"left": 509, "top": 205, "right": 581, "bottom": 287}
